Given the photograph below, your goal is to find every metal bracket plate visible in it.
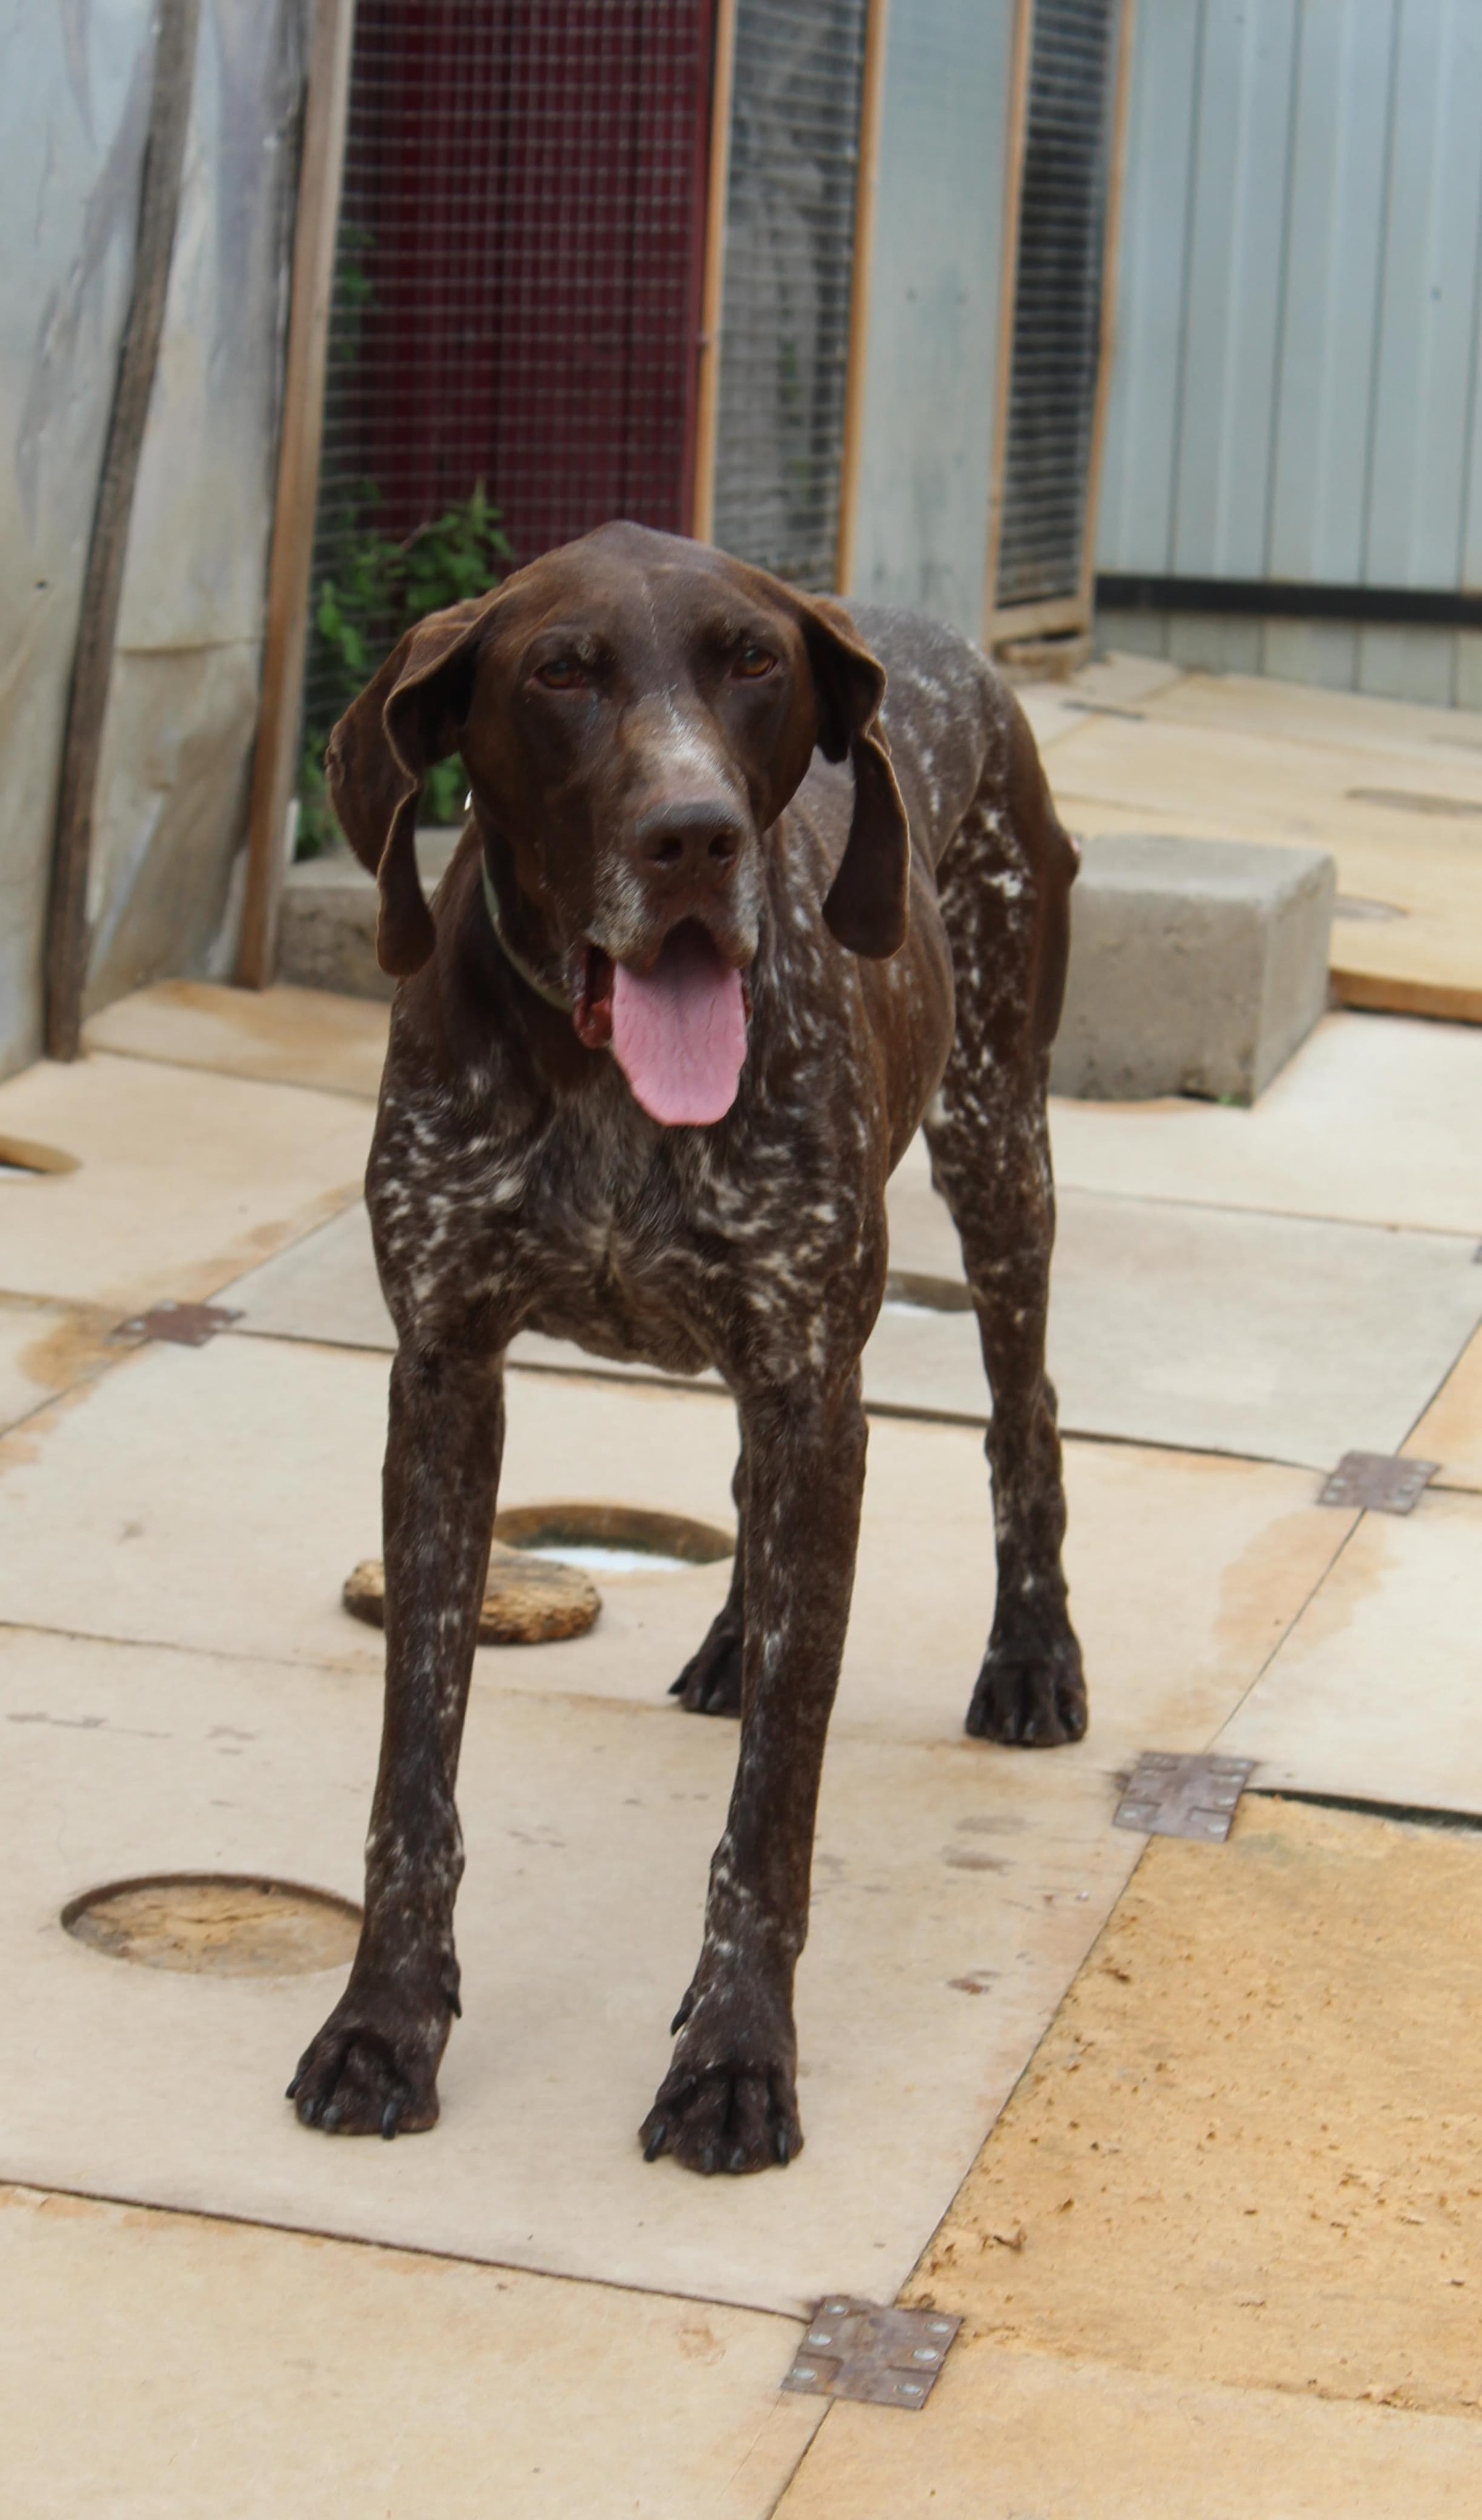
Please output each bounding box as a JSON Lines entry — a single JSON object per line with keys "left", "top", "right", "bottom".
{"left": 1114, "top": 1752, "right": 1254, "bottom": 1844}
{"left": 782, "top": 2299, "right": 960, "bottom": 2411}
{"left": 1319, "top": 1451, "right": 1438, "bottom": 1515}
{"left": 113, "top": 1301, "right": 243, "bottom": 1349}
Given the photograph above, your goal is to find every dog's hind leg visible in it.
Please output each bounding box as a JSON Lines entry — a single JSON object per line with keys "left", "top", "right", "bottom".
{"left": 671, "top": 1431, "right": 746, "bottom": 1715}
{"left": 923, "top": 704, "right": 1085, "bottom": 1745}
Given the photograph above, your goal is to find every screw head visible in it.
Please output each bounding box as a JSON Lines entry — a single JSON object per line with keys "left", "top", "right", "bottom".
{"left": 792, "top": 2366, "right": 816, "bottom": 2384}
{"left": 899, "top": 2381, "right": 924, "bottom": 2398}
{"left": 912, "top": 2347, "right": 939, "bottom": 2362}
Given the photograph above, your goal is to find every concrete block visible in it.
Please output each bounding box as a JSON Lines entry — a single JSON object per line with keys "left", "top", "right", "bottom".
{"left": 1050, "top": 834, "right": 1336, "bottom": 1105}
{"left": 277, "top": 831, "right": 460, "bottom": 1001}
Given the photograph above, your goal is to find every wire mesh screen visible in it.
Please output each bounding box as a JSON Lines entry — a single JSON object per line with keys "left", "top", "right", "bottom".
{"left": 301, "top": 0, "right": 715, "bottom": 841}
{"left": 995, "top": 0, "right": 1118, "bottom": 613}
{"left": 710, "top": 0, "right": 869, "bottom": 591}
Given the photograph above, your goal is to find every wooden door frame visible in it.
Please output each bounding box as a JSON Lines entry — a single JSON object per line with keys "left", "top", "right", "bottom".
{"left": 237, "top": 0, "right": 357, "bottom": 989}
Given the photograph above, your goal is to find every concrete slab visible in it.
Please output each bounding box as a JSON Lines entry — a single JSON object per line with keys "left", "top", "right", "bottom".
{"left": 221, "top": 1184, "right": 1482, "bottom": 1474}
{"left": 0, "top": 1334, "right": 1354, "bottom": 1766}
{"left": 0, "top": 2184, "right": 821, "bottom": 2519}
{"left": 1410, "top": 1325, "right": 1482, "bottom": 1494}
{"left": 1050, "top": 835, "right": 1334, "bottom": 1103}
{"left": 775, "top": 2345, "right": 1481, "bottom": 2519}
{"left": 903, "top": 1796, "right": 1482, "bottom": 2417}
{"left": 1049, "top": 1010, "right": 1482, "bottom": 1237}
{"left": 0, "top": 1053, "right": 372, "bottom": 1314}
{"left": 0, "top": 1297, "right": 119, "bottom": 1435}
{"left": 1218, "top": 1488, "right": 1482, "bottom": 1815}
{"left": 1142, "top": 661, "right": 1482, "bottom": 771}
{"left": 0, "top": 1623, "right": 1140, "bottom": 2317}
{"left": 1046, "top": 709, "right": 1482, "bottom": 1022}
{"left": 84, "top": 980, "right": 389, "bottom": 1101}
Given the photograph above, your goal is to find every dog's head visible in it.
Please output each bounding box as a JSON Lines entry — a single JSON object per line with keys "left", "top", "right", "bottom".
{"left": 326, "top": 523, "right": 909, "bottom": 1121}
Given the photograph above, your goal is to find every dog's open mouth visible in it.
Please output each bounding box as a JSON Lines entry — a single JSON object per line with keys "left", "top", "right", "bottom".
{"left": 575, "top": 923, "right": 750, "bottom": 1127}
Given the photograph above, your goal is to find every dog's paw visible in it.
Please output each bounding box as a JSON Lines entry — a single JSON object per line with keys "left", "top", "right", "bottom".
{"left": 966, "top": 1626, "right": 1087, "bottom": 1747}
{"left": 287, "top": 1978, "right": 455, "bottom": 2138}
{"left": 639, "top": 1981, "right": 801, "bottom": 2173}
{"left": 669, "top": 1616, "right": 743, "bottom": 1716}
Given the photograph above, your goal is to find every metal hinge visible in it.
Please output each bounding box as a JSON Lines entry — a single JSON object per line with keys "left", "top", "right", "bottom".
{"left": 112, "top": 1300, "right": 242, "bottom": 1349}
{"left": 782, "top": 2299, "right": 960, "bottom": 2410}
{"left": 1319, "top": 1451, "right": 1437, "bottom": 1515}
{"left": 1114, "top": 1751, "right": 1253, "bottom": 1844}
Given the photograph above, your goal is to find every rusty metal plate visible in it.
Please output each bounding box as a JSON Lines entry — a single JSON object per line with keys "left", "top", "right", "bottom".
{"left": 782, "top": 2299, "right": 960, "bottom": 2411}
{"left": 1318, "top": 1451, "right": 1439, "bottom": 1515}
{"left": 1114, "top": 1752, "right": 1254, "bottom": 1844}
{"left": 113, "top": 1301, "right": 243, "bottom": 1348}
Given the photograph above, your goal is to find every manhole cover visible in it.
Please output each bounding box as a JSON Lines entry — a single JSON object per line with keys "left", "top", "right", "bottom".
{"left": 345, "top": 1541, "right": 603, "bottom": 1642}
{"left": 62, "top": 1874, "right": 361, "bottom": 1976}
{"left": 882, "top": 1270, "right": 975, "bottom": 1315}
{"left": 0, "top": 1134, "right": 80, "bottom": 1176}
{"left": 492, "top": 1502, "right": 734, "bottom": 1575}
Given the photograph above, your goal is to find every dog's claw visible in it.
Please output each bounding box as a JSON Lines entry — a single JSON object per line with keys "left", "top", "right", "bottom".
{"left": 643, "top": 2122, "right": 667, "bottom": 2162}
{"left": 381, "top": 2096, "right": 402, "bottom": 2140}
{"left": 774, "top": 2125, "right": 792, "bottom": 2166}
{"left": 670, "top": 1993, "right": 694, "bottom": 2035}
{"left": 699, "top": 2144, "right": 718, "bottom": 2176}
{"left": 285, "top": 2074, "right": 301, "bottom": 2101}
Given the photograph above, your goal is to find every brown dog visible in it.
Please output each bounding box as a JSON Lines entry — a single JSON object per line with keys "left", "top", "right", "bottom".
{"left": 287, "top": 522, "right": 1083, "bottom": 2173}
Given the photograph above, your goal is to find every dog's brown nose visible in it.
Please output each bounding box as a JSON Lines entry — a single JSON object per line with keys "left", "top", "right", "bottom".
{"left": 633, "top": 799, "right": 745, "bottom": 880}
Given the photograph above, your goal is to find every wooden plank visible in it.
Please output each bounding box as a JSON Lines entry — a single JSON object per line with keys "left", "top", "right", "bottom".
{"left": 834, "top": 0, "right": 891, "bottom": 593}
{"left": 689, "top": 0, "right": 738, "bottom": 545}
{"left": 43, "top": 0, "right": 201, "bottom": 1061}
{"left": 1076, "top": 0, "right": 1138, "bottom": 628}
{"left": 980, "top": 0, "right": 1034, "bottom": 644}
{"left": 237, "top": 0, "right": 357, "bottom": 990}
{"left": 1331, "top": 968, "right": 1482, "bottom": 1028}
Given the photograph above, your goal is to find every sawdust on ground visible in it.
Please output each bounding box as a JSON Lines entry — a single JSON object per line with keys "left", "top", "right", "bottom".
{"left": 905, "top": 1795, "right": 1482, "bottom": 2417}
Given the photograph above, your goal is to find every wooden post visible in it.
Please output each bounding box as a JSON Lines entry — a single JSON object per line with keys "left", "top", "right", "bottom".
{"left": 690, "top": 0, "right": 739, "bottom": 545}
{"left": 237, "top": 0, "right": 357, "bottom": 990}
{"left": 1077, "top": 0, "right": 1138, "bottom": 632}
{"left": 43, "top": 0, "right": 201, "bottom": 1061}
{"left": 834, "top": 0, "right": 890, "bottom": 595}
{"left": 981, "top": 0, "right": 1036, "bottom": 648}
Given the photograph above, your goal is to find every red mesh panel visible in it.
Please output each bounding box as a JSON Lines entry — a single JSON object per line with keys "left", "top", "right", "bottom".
{"left": 302, "top": 0, "right": 715, "bottom": 833}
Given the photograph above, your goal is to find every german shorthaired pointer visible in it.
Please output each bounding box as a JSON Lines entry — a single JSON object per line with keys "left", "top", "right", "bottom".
{"left": 288, "top": 522, "right": 1084, "bottom": 2173}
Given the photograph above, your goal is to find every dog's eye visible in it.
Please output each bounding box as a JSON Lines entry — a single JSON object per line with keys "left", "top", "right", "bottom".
{"left": 534, "top": 657, "right": 587, "bottom": 691}
{"left": 732, "top": 642, "right": 776, "bottom": 680}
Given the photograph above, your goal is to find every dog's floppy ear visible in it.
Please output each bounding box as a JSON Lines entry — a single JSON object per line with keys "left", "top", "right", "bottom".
{"left": 799, "top": 595, "right": 910, "bottom": 959}
{"left": 325, "top": 595, "right": 493, "bottom": 977}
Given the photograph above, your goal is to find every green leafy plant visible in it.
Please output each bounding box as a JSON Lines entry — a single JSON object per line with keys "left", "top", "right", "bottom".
{"left": 297, "top": 482, "right": 512, "bottom": 855}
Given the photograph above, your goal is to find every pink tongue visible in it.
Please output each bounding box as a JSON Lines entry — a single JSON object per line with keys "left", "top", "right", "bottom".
{"left": 611, "top": 928, "right": 748, "bottom": 1125}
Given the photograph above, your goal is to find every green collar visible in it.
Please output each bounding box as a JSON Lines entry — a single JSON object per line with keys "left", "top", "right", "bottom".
{"left": 479, "top": 855, "right": 572, "bottom": 1014}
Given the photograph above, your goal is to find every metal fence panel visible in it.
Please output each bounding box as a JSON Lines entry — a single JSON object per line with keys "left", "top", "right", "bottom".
{"left": 850, "top": 0, "right": 1016, "bottom": 635}
{"left": 711, "top": 0, "right": 870, "bottom": 590}
{"left": 996, "top": 0, "right": 1121, "bottom": 611}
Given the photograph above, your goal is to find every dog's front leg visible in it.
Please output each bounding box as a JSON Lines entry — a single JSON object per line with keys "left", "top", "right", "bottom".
{"left": 640, "top": 1372, "right": 866, "bottom": 2173}
{"left": 289, "top": 1334, "right": 503, "bottom": 2137}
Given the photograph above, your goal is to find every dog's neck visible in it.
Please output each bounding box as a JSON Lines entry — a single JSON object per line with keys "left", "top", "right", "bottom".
{"left": 475, "top": 820, "right": 571, "bottom": 1014}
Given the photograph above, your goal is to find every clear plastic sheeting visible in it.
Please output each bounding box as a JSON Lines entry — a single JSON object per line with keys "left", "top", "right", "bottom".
{"left": 0, "top": 0, "right": 307, "bottom": 1077}
{"left": 711, "top": 0, "right": 870, "bottom": 591}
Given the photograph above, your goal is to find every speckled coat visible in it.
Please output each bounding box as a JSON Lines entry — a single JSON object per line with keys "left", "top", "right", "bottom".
{"left": 287, "top": 525, "right": 1084, "bottom": 2174}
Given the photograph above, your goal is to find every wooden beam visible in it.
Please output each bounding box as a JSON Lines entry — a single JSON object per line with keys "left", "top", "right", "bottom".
{"left": 1077, "top": 0, "right": 1138, "bottom": 632}
{"left": 43, "top": 0, "right": 201, "bottom": 1061}
{"left": 237, "top": 0, "right": 357, "bottom": 990}
{"left": 834, "top": 0, "right": 890, "bottom": 594}
{"left": 981, "top": 0, "right": 1036, "bottom": 649}
{"left": 690, "top": 0, "right": 739, "bottom": 545}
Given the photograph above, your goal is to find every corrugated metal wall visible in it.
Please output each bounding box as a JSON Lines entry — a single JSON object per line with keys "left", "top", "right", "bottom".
{"left": 1097, "top": 0, "right": 1482, "bottom": 707}
{"left": 0, "top": 0, "right": 305, "bottom": 1079}
{"left": 850, "top": 0, "right": 1017, "bottom": 634}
